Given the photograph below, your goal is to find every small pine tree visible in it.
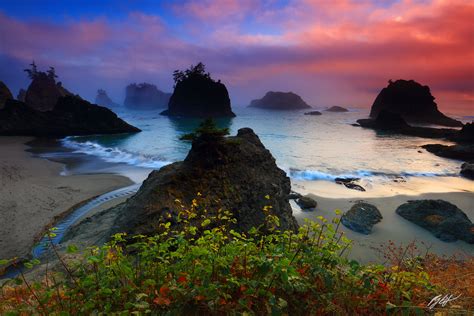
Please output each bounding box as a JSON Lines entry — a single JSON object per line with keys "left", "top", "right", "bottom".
{"left": 180, "top": 118, "right": 229, "bottom": 141}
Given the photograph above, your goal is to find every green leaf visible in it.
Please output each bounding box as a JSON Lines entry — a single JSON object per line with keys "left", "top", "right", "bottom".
{"left": 67, "top": 244, "right": 79, "bottom": 253}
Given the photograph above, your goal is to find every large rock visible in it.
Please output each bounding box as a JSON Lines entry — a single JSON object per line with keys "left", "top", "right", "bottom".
{"left": 422, "top": 144, "right": 474, "bottom": 161}
{"left": 296, "top": 196, "right": 317, "bottom": 210}
{"left": 461, "top": 162, "right": 474, "bottom": 179}
{"left": 25, "top": 73, "right": 73, "bottom": 111}
{"left": 106, "top": 128, "right": 298, "bottom": 236}
{"left": 325, "top": 106, "right": 348, "bottom": 112}
{"left": 370, "top": 79, "right": 462, "bottom": 127}
{"left": 0, "top": 96, "right": 141, "bottom": 136}
{"left": 396, "top": 200, "right": 474, "bottom": 243}
{"left": 304, "top": 111, "right": 322, "bottom": 116}
{"left": 0, "top": 81, "right": 13, "bottom": 109}
{"left": 95, "top": 89, "right": 119, "bottom": 107}
{"left": 249, "top": 91, "right": 311, "bottom": 110}
{"left": 124, "top": 83, "right": 171, "bottom": 109}
{"left": 341, "top": 202, "right": 382, "bottom": 234}
{"left": 450, "top": 122, "right": 474, "bottom": 144}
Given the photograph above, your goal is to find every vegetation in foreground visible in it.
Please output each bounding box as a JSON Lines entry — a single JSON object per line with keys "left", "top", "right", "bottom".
{"left": 0, "top": 195, "right": 472, "bottom": 315}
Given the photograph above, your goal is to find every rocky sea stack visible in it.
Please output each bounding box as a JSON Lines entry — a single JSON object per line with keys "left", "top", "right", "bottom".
{"left": 124, "top": 83, "right": 171, "bottom": 109}
{"left": 370, "top": 79, "right": 462, "bottom": 127}
{"left": 325, "top": 106, "right": 348, "bottom": 112}
{"left": 101, "top": 127, "right": 298, "bottom": 236}
{"left": 396, "top": 200, "right": 474, "bottom": 243}
{"left": 249, "top": 91, "right": 311, "bottom": 110}
{"left": 0, "top": 80, "right": 13, "bottom": 109}
{"left": 161, "top": 62, "right": 235, "bottom": 117}
{"left": 95, "top": 89, "right": 119, "bottom": 107}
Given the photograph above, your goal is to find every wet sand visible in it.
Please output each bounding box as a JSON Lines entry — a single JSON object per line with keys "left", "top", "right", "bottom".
{"left": 0, "top": 137, "right": 133, "bottom": 261}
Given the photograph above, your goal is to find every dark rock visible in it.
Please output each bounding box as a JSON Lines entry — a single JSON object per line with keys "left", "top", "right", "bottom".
{"left": 422, "top": 144, "right": 474, "bottom": 161}
{"left": 396, "top": 200, "right": 474, "bottom": 243}
{"left": 95, "top": 89, "right": 119, "bottom": 107}
{"left": 105, "top": 128, "right": 298, "bottom": 236}
{"left": 25, "top": 73, "right": 73, "bottom": 111}
{"left": 460, "top": 162, "right": 474, "bottom": 179}
{"left": 335, "top": 178, "right": 366, "bottom": 191}
{"left": 296, "top": 196, "right": 317, "bottom": 210}
{"left": 17, "top": 88, "right": 26, "bottom": 102}
{"left": 304, "top": 111, "right": 322, "bottom": 116}
{"left": 288, "top": 191, "right": 303, "bottom": 200}
{"left": 341, "top": 202, "right": 382, "bottom": 234}
{"left": 351, "top": 123, "right": 360, "bottom": 127}
{"left": 325, "top": 106, "right": 348, "bottom": 112}
{"left": 249, "top": 91, "right": 311, "bottom": 110}
{"left": 0, "top": 96, "right": 141, "bottom": 136}
{"left": 450, "top": 122, "right": 474, "bottom": 144}
{"left": 124, "top": 83, "right": 171, "bottom": 109}
{"left": 370, "top": 79, "right": 462, "bottom": 127}
{"left": 0, "top": 81, "right": 13, "bottom": 109}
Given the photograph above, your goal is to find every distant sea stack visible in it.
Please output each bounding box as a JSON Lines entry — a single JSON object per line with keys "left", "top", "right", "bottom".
{"left": 370, "top": 79, "right": 462, "bottom": 127}
{"left": 325, "top": 106, "right": 348, "bottom": 112}
{"left": 161, "top": 62, "right": 235, "bottom": 117}
{"left": 249, "top": 91, "right": 311, "bottom": 110}
{"left": 0, "top": 81, "right": 13, "bottom": 109}
{"left": 95, "top": 89, "right": 119, "bottom": 107}
{"left": 124, "top": 83, "right": 171, "bottom": 109}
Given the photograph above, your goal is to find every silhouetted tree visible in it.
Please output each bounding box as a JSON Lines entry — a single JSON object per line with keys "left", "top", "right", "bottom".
{"left": 180, "top": 118, "right": 229, "bottom": 141}
{"left": 24, "top": 61, "right": 39, "bottom": 80}
{"left": 172, "top": 62, "right": 214, "bottom": 87}
{"left": 47, "top": 67, "right": 58, "bottom": 80}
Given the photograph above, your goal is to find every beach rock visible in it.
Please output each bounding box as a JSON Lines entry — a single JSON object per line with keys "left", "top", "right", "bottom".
{"left": 0, "top": 81, "right": 13, "bottom": 109}
{"left": 124, "top": 83, "right": 171, "bottom": 109}
{"left": 95, "top": 89, "right": 119, "bottom": 107}
{"left": 341, "top": 202, "right": 382, "bottom": 234}
{"left": 304, "top": 111, "right": 322, "bottom": 116}
{"left": 25, "top": 73, "right": 73, "bottom": 111}
{"left": 105, "top": 127, "right": 298, "bottom": 236}
{"left": 396, "top": 200, "right": 474, "bottom": 243}
{"left": 460, "top": 162, "right": 474, "bottom": 179}
{"left": 450, "top": 122, "right": 474, "bottom": 144}
{"left": 296, "top": 196, "right": 317, "bottom": 210}
{"left": 288, "top": 191, "right": 302, "bottom": 200}
{"left": 421, "top": 144, "right": 474, "bottom": 161}
{"left": 249, "top": 91, "right": 311, "bottom": 110}
{"left": 335, "top": 178, "right": 366, "bottom": 191}
{"left": 0, "top": 96, "right": 141, "bottom": 136}
{"left": 370, "top": 79, "right": 462, "bottom": 127}
{"left": 17, "top": 88, "right": 26, "bottom": 102}
{"left": 325, "top": 106, "right": 348, "bottom": 112}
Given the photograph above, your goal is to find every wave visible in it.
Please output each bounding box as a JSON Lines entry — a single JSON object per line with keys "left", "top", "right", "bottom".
{"left": 61, "top": 138, "right": 172, "bottom": 169}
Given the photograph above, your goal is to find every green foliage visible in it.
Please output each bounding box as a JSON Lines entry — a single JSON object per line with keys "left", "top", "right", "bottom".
{"left": 180, "top": 118, "right": 230, "bottom": 141}
{"left": 173, "top": 62, "right": 212, "bottom": 86}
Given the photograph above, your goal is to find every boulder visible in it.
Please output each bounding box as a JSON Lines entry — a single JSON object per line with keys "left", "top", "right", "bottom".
{"left": 335, "top": 177, "right": 366, "bottom": 191}
{"left": 103, "top": 128, "right": 298, "bottom": 236}
{"left": 0, "top": 96, "right": 141, "bottom": 136}
{"left": 341, "top": 202, "right": 382, "bottom": 234}
{"left": 296, "top": 196, "right": 317, "bottom": 210}
{"left": 304, "top": 111, "right": 322, "bottom": 116}
{"left": 370, "top": 79, "right": 462, "bottom": 127}
{"left": 396, "top": 200, "right": 474, "bottom": 243}
{"left": 0, "top": 81, "right": 13, "bottom": 109}
{"left": 325, "top": 106, "right": 348, "bottom": 112}
{"left": 95, "top": 89, "right": 119, "bottom": 107}
{"left": 288, "top": 191, "right": 303, "bottom": 200}
{"left": 461, "top": 162, "right": 474, "bottom": 179}
{"left": 25, "top": 73, "right": 73, "bottom": 111}
{"left": 124, "top": 83, "right": 171, "bottom": 109}
{"left": 17, "top": 88, "right": 26, "bottom": 102}
{"left": 421, "top": 144, "right": 474, "bottom": 161}
{"left": 450, "top": 122, "right": 474, "bottom": 144}
{"left": 249, "top": 91, "right": 311, "bottom": 110}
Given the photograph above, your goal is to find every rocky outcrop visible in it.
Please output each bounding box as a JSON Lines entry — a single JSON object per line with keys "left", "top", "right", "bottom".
{"left": 95, "top": 89, "right": 119, "bottom": 107}
{"left": 296, "top": 196, "right": 317, "bottom": 210}
{"left": 341, "top": 202, "right": 382, "bottom": 234}
{"left": 0, "top": 81, "right": 13, "bottom": 109}
{"left": 461, "top": 162, "right": 474, "bottom": 179}
{"left": 25, "top": 73, "right": 73, "bottom": 111}
{"left": 0, "top": 96, "right": 141, "bottom": 136}
{"left": 304, "top": 111, "right": 322, "bottom": 116}
{"left": 325, "top": 106, "right": 348, "bottom": 112}
{"left": 124, "top": 83, "right": 171, "bottom": 109}
{"left": 104, "top": 128, "right": 298, "bottom": 236}
{"left": 249, "top": 91, "right": 311, "bottom": 110}
{"left": 17, "top": 89, "right": 26, "bottom": 102}
{"left": 396, "top": 200, "right": 474, "bottom": 243}
{"left": 370, "top": 80, "right": 462, "bottom": 127}
{"left": 335, "top": 178, "right": 366, "bottom": 191}
{"left": 450, "top": 122, "right": 474, "bottom": 143}
{"left": 422, "top": 144, "right": 474, "bottom": 161}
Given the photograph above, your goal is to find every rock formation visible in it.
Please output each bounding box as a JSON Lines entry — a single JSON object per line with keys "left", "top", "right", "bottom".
{"left": 422, "top": 144, "right": 474, "bottom": 161}
{"left": 296, "top": 196, "right": 317, "bottom": 210}
{"left": 450, "top": 122, "right": 474, "bottom": 143}
{"left": 325, "top": 106, "right": 348, "bottom": 112}
{"left": 335, "top": 178, "right": 366, "bottom": 191}
{"left": 0, "top": 96, "right": 140, "bottom": 136}
{"left": 100, "top": 128, "right": 298, "bottom": 236}
{"left": 17, "top": 89, "right": 26, "bottom": 102}
{"left": 25, "top": 74, "right": 73, "bottom": 111}
{"left": 95, "top": 89, "right": 119, "bottom": 107}
{"left": 461, "top": 162, "right": 474, "bottom": 179}
{"left": 341, "top": 202, "right": 382, "bottom": 234}
{"left": 124, "top": 83, "right": 171, "bottom": 109}
{"left": 0, "top": 81, "right": 13, "bottom": 109}
{"left": 304, "top": 111, "right": 322, "bottom": 116}
{"left": 396, "top": 200, "right": 473, "bottom": 243}
{"left": 161, "top": 63, "right": 235, "bottom": 117}
{"left": 249, "top": 91, "right": 311, "bottom": 110}
{"left": 370, "top": 80, "right": 462, "bottom": 127}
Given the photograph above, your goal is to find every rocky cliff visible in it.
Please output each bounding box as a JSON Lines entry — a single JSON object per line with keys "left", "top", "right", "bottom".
{"left": 249, "top": 91, "right": 311, "bottom": 110}
{"left": 25, "top": 73, "right": 73, "bottom": 111}
{"left": 124, "top": 83, "right": 171, "bottom": 109}
{"left": 370, "top": 80, "right": 462, "bottom": 127}
{"left": 95, "top": 89, "right": 119, "bottom": 107}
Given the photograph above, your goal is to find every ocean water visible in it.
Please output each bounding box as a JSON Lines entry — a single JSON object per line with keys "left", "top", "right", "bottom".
{"left": 59, "top": 107, "right": 472, "bottom": 192}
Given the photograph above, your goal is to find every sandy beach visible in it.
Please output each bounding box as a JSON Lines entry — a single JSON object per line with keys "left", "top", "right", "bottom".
{"left": 0, "top": 137, "right": 133, "bottom": 261}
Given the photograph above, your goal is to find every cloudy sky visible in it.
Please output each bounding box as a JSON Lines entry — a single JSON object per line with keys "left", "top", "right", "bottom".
{"left": 0, "top": 0, "right": 472, "bottom": 113}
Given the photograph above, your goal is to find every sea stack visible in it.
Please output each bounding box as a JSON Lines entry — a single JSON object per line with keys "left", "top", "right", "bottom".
{"left": 124, "top": 83, "right": 171, "bottom": 109}
{"left": 370, "top": 79, "right": 462, "bottom": 127}
{"left": 325, "top": 106, "right": 348, "bottom": 112}
{"left": 95, "top": 89, "right": 119, "bottom": 107}
{"left": 0, "top": 81, "right": 13, "bottom": 109}
{"left": 161, "top": 62, "right": 235, "bottom": 117}
{"left": 249, "top": 91, "right": 311, "bottom": 110}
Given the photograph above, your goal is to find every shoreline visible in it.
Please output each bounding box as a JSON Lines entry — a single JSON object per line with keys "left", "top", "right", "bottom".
{"left": 0, "top": 136, "right": 134, "bottom": 261}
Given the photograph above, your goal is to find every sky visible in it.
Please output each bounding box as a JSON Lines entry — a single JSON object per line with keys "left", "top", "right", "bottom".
{"left": 0, "top": 0, "right": 473, "bottom": 113}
